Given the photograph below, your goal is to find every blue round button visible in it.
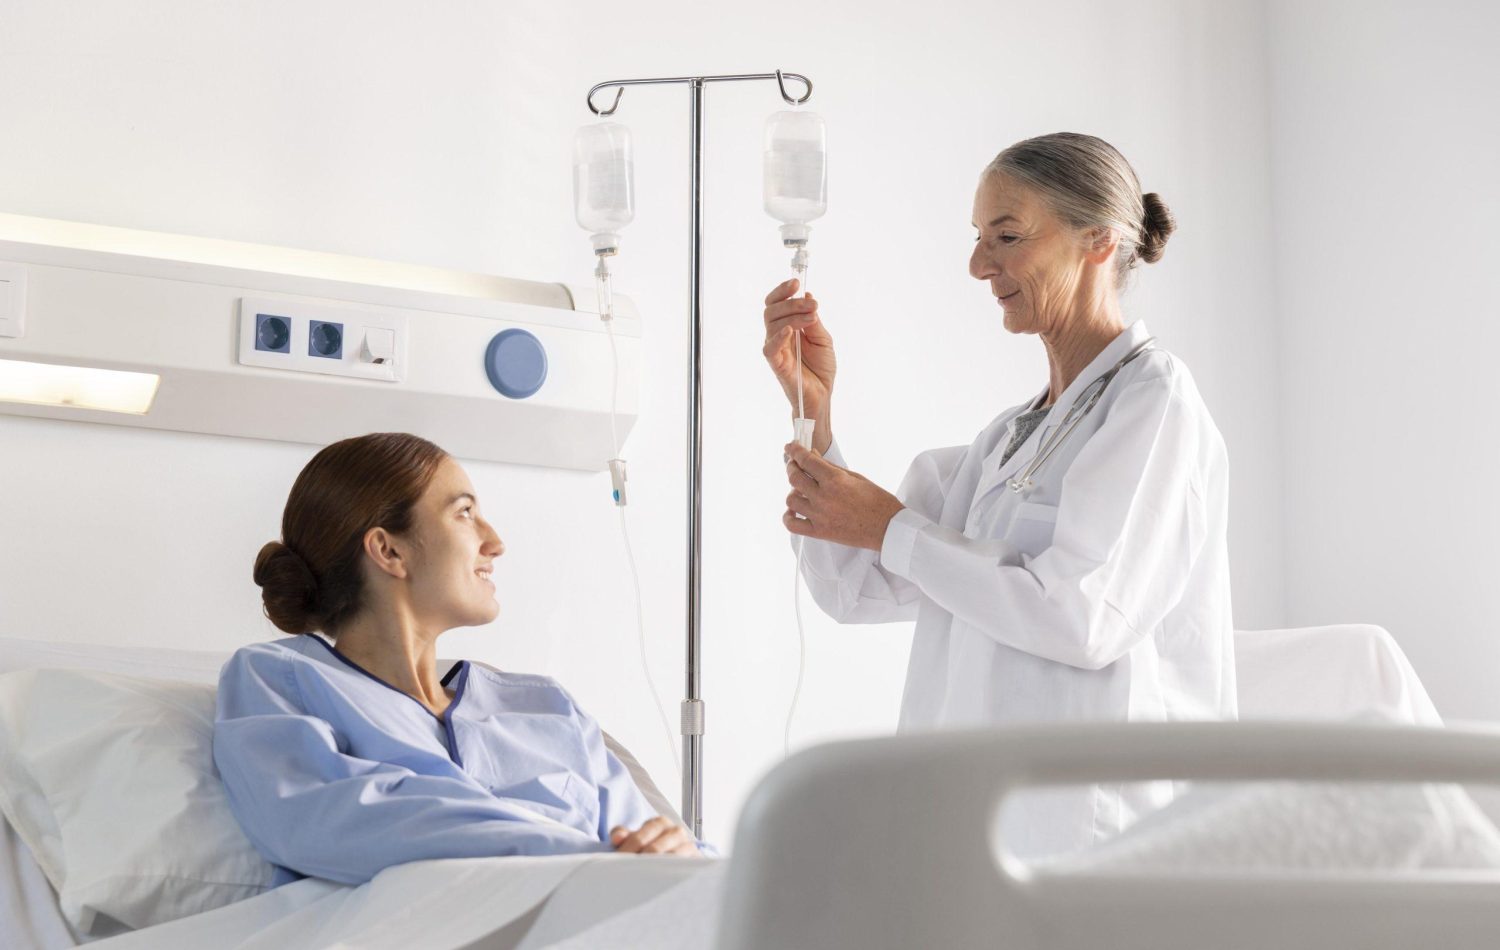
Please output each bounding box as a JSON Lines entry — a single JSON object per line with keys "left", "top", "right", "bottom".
{"left": 484, "top": 329, "right": 548, "bottom": 399}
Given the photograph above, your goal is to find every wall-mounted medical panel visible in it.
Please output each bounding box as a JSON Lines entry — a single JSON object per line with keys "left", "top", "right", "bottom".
{"left": 0, "top": 213, "right": 640, "bottom": 472}
{"left": 0, "top": 261, "right": 26, "bottom": 338}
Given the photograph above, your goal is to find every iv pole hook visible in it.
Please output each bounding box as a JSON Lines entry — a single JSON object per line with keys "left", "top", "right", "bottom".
{"left": 775, "top": 69, "right": 813, "bottom": 105}
{"left": 587, "top": 85, "right": 625, "bottom": 116}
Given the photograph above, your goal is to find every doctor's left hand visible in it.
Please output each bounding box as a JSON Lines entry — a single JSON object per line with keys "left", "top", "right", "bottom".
{"left": 783, "top": 442, "right": 905, "bottom": 551}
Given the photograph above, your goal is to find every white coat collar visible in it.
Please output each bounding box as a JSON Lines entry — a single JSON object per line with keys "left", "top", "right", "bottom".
{"left": 1041, "top": 319, "right": 1153, "bottom": 417}
{"left": 991, "top": 320, "right": 1152, "bottom": 484}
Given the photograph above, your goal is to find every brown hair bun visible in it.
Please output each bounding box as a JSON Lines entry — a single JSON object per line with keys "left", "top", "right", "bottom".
{"left": 253, "top": 540, "right": 319, "bottom": 634}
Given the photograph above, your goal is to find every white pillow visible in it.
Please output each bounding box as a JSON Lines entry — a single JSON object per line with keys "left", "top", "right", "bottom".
{"left": 0, "top": 668, "right": 275, "bottom": 933}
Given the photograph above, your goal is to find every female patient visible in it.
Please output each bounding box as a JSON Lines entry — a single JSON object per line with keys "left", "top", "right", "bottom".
{"left": 214, "top": 432, "right": 702, "bottom": 886}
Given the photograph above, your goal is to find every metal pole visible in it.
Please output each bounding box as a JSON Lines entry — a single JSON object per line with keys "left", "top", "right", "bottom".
{"left": 582, "top": 70, "right": 813, "bottom": 839}
{"left": 682, "top": 77, "right": 706, "bottom": 839}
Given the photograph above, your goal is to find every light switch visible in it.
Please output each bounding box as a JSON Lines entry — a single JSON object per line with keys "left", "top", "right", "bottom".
{"left": 0, "top": 262, "right": 27, "bottom": 339}
{"left": 361, "top": 327, "right": 395, "bottom": 365}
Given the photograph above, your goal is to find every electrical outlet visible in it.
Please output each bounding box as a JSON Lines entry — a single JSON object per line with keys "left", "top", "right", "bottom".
{"left": 308, "top": 320, "right": 343, "bottom": 359}
{"left": 254, "top": 313, "right": 292, "bottom": 353}
{"left": 237, "top": 297, "right": 404, "bottom": 382}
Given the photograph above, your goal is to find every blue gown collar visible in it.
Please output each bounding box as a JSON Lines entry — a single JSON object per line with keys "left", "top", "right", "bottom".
{"left": 303, "top": 634, "right": 467, "bottom": 724}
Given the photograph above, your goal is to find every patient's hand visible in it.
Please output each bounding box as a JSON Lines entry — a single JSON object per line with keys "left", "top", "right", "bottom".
{"left": 609, "top": 816, "right": 699, "bottom": 856}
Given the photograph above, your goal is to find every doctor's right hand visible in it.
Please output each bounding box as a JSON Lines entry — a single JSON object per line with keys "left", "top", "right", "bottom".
{"left": 763, "top": 278, "right": 836, "bottom": 452}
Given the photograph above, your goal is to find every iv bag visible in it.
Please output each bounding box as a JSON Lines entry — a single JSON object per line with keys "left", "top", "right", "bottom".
{"left": 574, "top": 122, "right": 635, "bottom": 250}
{"left": 763, "top": 110, "right": 827, "bottom": 242}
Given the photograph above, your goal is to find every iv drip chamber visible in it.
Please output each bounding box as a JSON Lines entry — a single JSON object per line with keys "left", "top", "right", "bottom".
{"left": 573, "top": 122, "right": 636, "bottom": 254}
{"left": 763, "top": 109, "right": 827, "bottom": 245}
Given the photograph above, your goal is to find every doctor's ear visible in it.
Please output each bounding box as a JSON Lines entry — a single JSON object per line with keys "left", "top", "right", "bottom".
{"left": 1081, "top": 227, "right": 1119, "bottom": 265}
{"left": 362, "top": 527, "right": 409, "bottom": 580}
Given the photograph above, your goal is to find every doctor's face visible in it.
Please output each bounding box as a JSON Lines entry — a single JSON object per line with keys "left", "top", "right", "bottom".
{"left": 400, "top": 458, "right": 505, "bottom": 631}
{"left": 969, "top": 172, "right": 1094, "bottom": 337}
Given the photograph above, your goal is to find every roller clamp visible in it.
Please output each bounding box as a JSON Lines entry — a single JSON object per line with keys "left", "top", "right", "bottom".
{"left": 609, "top": 457, "right": 629, "bottom": 506}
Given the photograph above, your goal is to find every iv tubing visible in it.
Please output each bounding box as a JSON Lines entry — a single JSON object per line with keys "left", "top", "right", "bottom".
{"left": 596, "top": 258, "right": 620, "bottom": 453}
{"left": 786, "top": 256, "right": 810, "bottom": 756}
{"left": 617, "top": 502, "right": 678, "bottom": 775}
{"left": 599, "top": 259, "right": 681, "bottom": 776}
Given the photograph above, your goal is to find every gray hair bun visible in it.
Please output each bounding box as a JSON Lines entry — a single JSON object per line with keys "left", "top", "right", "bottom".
{"left": 1138, "top": 193, "right": 1176, "bottom": 264}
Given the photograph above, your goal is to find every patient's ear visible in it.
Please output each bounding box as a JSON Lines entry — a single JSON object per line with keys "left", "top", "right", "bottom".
{"left": 362, "top": 527, "right": 408, "bottom": 580}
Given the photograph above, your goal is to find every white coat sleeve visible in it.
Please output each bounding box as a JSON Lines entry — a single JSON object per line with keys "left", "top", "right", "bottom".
{"left": 794, "top": 439, "right": 968, "bottom": 624}
{"left": 876, "top": 377, "right": 1208, "bottom": 670}
{"left": 213, "top": 649, "right": 608, "bottom": 885}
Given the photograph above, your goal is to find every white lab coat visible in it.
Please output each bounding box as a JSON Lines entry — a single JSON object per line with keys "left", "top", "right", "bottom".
{"left": 798, "top": 320, "right": 1235, "bottom": 860}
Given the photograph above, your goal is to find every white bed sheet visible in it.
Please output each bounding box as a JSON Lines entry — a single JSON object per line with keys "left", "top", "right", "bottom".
{"left": 1047, "top": 780, "right": 1500, "bottom": 874}
{"left": 1235, "top": 625, "right": 1442, "bottom": 725}
{"left": 86, "top": 854, "right": 715, "bottom": 950}
{"left": 1, "top": 813, "right": 78, "bottom": 950}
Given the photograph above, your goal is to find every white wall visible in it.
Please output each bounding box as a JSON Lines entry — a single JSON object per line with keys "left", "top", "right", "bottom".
{"left": 0, "top": 0, "right": 1285, "bottom": 846}
{"left": 1267, "top": 0, "right": 1500, "bottom": 720}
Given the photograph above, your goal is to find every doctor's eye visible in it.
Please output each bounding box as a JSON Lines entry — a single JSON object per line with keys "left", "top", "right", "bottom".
{"left": 459, "top": 506, "right": 474, "bottom": 519}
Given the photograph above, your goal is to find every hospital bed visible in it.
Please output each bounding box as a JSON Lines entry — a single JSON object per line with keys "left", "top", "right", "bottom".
{"left": 0, "top": 635, "right": 693, "bottom": 948}
{"left": 3, "top": 625, "right": 1497, "bottom": 949}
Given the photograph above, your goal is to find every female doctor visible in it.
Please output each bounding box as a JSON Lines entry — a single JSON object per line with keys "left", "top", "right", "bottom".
{"left": 763, "top": 132, "right": 1235, "bottom": 860}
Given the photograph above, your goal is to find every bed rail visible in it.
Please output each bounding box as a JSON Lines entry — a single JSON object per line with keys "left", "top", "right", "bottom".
{"left": 717, "top": 722, "right": 1500, "bottom": 950}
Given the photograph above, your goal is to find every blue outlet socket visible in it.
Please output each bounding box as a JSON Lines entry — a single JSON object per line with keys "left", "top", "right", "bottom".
{"left": 255, "top": 313, "right": 291, "bottom": 353}
{"left": 309, "top": 320, "right": 344, "bottom": 359}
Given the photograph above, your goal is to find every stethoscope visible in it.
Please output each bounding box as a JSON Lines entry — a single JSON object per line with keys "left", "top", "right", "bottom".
{"left": 1006, "top": 337, "right": 1157, "bottom": 494}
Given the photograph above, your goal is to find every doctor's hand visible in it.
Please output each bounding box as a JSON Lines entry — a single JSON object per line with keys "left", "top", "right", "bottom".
{"left": 783, "top": 442, "right": 905, "bottom": 552}
{"left": 609, "top": 817, "right": 699, "bottom": 856}
{"left": 763, "top": 278, "right": 835, "bottom": 453}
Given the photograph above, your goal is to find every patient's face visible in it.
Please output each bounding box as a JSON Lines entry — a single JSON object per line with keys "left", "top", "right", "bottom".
{"left": 401, "top": 458, "right": 504, "bottom": 631}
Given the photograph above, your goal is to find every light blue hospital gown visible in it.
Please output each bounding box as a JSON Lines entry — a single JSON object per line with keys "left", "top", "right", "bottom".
{"left": 214, "top": 635, "right": 690, "bottom": 885}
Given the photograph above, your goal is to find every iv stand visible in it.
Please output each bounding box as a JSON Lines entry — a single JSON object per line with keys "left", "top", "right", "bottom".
{"left": 585, "top": 70, "right": 814, "bottom": 839}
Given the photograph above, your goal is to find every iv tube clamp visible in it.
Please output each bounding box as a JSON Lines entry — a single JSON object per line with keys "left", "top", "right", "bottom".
{"left": 582, "top": 69, "right": 815, "bottom": 840}
{"left": 608, "top": 458, "right": 629, "bottom": 506}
